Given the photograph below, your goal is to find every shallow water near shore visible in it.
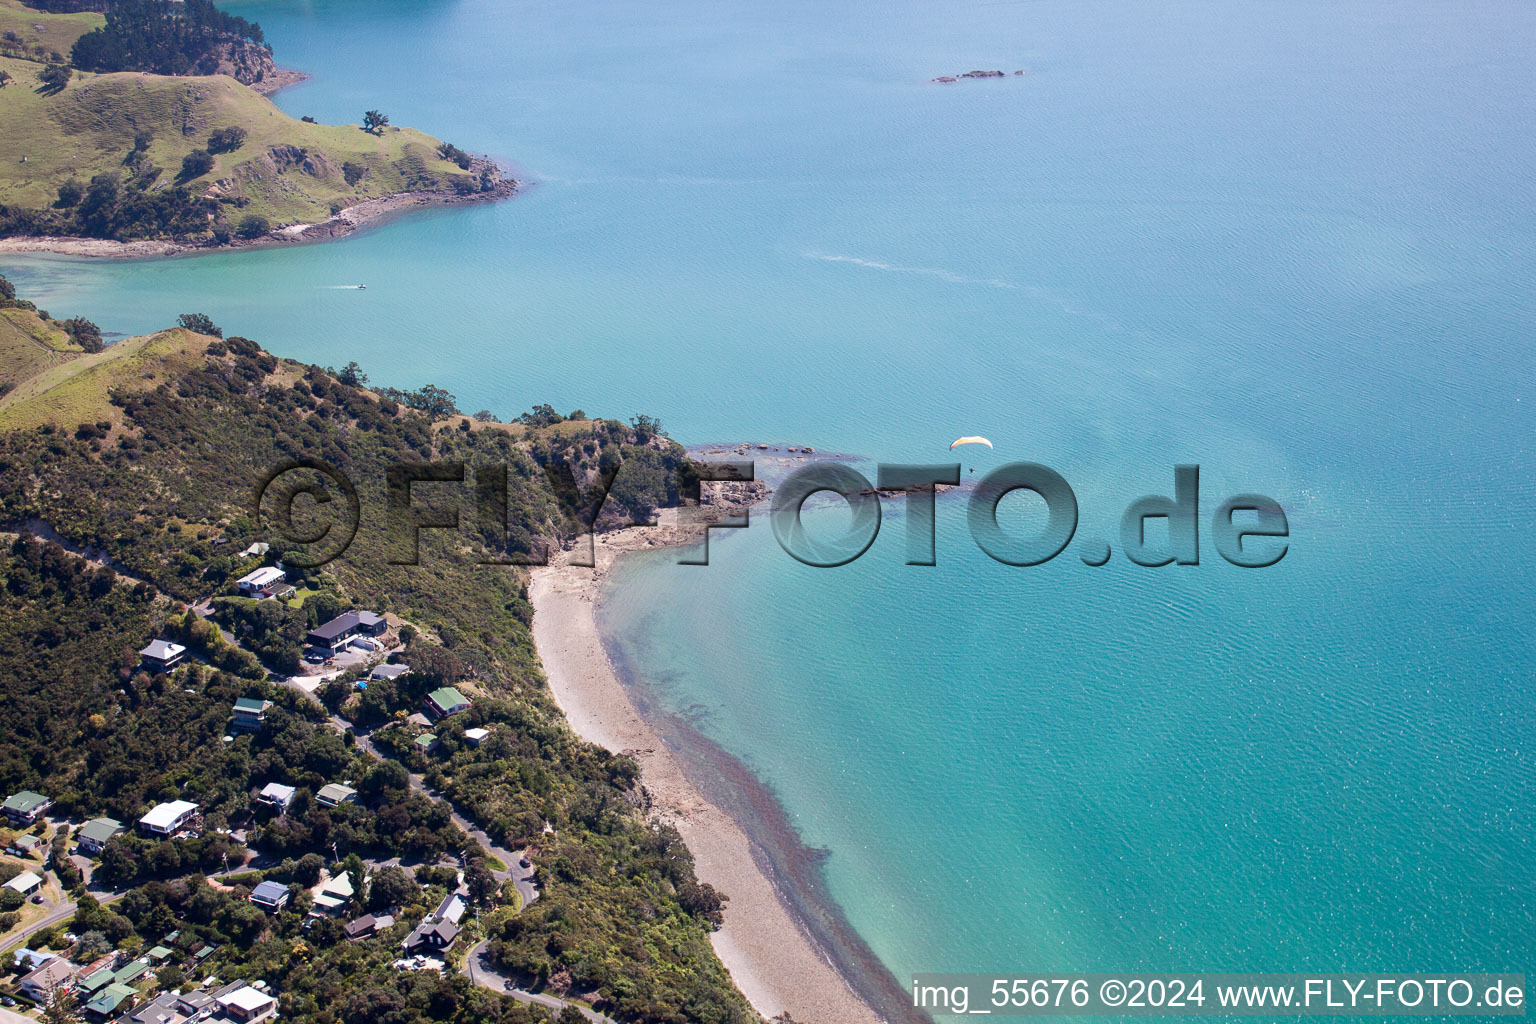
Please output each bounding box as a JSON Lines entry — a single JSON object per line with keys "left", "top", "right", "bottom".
{"left": 6, "top": 0, "right": 1534, "bottom": 1007}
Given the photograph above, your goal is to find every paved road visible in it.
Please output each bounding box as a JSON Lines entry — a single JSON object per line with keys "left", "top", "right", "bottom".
{"left": 0, "top": 887, "right": 126, "bottom": 960}
{"left": 273, "top": 677, "right": 541, "bottom": 910}
{"left": 462, "top": 939, "right": 617, "bottom": 1024}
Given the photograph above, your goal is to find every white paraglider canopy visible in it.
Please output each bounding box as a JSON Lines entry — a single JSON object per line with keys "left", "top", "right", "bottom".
{"left": 948, "top": 436, "right": 994, "bottom": 450}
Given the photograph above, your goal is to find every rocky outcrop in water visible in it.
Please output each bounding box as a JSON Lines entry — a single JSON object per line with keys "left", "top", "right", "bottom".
{"left": 932, "top": 69, "right": 1025, "bottom": 83}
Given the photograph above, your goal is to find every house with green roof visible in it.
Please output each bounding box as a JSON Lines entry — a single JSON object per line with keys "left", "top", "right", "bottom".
{"left": 76, "top": 966, "right": 115, "bottom": 997}
{"left": 77, "top": 817, "right": 125, "bottom": 856}
{"left": 84, "top": 982, "right": 137, "bottom": 1019}
{"left": 230, "top": 697, "right": 272, "bottom": 733}
{"left": 424, "top": 686, "right": 470, "bottom": 720}
{"left": 112, "top": 958, "right": 149, "bottom": 985}
{"left": 2, "top": 790, "right": 50, "bottom": 825}
{"left": 414, "top": 733, "right": 439, "bottom": 754}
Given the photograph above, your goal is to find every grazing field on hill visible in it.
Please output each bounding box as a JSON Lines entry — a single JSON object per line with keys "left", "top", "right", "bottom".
{"left": 0, "top": 325, "right": 209, "bottom": 430}
{"left": 0, "top": 0, "right": 103, "bottom": 61}
{"left": 0, "top": 58, "right": 483, "bottom": 233}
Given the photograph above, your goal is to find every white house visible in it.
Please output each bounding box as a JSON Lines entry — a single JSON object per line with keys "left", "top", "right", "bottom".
{"left": 217, "top": 985, "right": 278, "bottom": 1023}
{"left": 257, "top": 783, "right": 296, "bottom": 812}
{"left": 139, "top": 639, "right": 187, "bottom": 673}
{"left": 236, "top": 566, "right": 286, "bottom": 596}
{"left": 463, "top": 727, "right": 490, "bottom": 747}
{"left": 138, "top": 800, "right": 198, "bottom": 836}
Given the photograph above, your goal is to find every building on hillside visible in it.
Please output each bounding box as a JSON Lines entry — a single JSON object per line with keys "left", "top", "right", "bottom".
{"left": 305, "top": 610, "right": 386, "bottom": 655}
{"left": 230, "top": 697, "right": 272, "bottom": 733}
{"left": 463, "top": 727, "right": 490, "bottom": 747}
{"left": 424, "top": 686, "right": 470, "bottom": 720}
{"left": 138, "top": 800, "right": 198, "bottom": 836}
{"left": 139, "top": 640, "right": 187, "bottom": 673}
{"left": 18, "top": 955, "right": 76, "bottom": 1002}
{"left": 5, "top": 870, "right": 43, "bottom": 896}
{"left": 402, "top": 891, "right": 466, "bottom": 953}
{"left": 2, "top": 789, "right": 51, "bottom": 825}
{"left": 309, "top": 872, "right": 355, "bottom": 918}
{"left": 216, "top": 985, "right": 278, "bottom": 1024}
{"left": 77, "top": 817, "right": 125, "bottom": 855}
{"left": 344, "top": 912, "right": 394, "bottom": 939}
{"left": 370, "top": 662, "right": 411, "bottom": 681}
{"left": 414, "top": 733, "right": 438, "bottom": 755}
{"left": 236, "top": 566, "right": 286, "bottom": 597}
{"left": 256, "top": 783, "right": 296, "bottom": 813}
{"left": 249, "top": 880, "right": 291, "bottom": 913}
{"left": 315, "top": 783, "right": 357, "bottom": 809}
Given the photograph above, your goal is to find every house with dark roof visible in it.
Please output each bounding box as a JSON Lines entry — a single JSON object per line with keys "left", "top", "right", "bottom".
{"left": 402, "top": 891, "right": 466, "bottom": 953}
{"left": 139, "top": 640, "right": 186, "bottom": 673}
{"left": 249, "top": 880, "right": 291, "bottom": 912}
{"left": 344, "top": 912, "right": 394, "bottom": 939}
{"left": 424, "top": 686, "right": 470, "bottom": 720}
{"left": 305, "top": 611, "right": 385, "bottom": 655}
{"left": 2, "top": 789, "right": 51, "bottom": 825}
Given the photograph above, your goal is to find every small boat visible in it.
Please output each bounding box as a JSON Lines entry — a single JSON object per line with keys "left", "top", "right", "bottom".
{"left": 357, "top": 284, "right": 366, "bottom": 290}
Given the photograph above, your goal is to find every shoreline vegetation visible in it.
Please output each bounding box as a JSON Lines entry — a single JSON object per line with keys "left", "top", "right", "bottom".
{"left": 529, "top": 475, "right": 906, "bottom": 1024}
{"left": 0, "top": 175, "right": 520, "bottom": 259}
{"left": 0, "top": 0, "right": 516, "bottom": 257}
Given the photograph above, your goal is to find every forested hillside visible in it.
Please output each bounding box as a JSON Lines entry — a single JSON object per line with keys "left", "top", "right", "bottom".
{"left": 0, "top": 279, "right": 753, "bottom": 1024}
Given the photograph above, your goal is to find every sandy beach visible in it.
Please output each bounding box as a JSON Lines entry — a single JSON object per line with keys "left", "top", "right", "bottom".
{"left": 529, "top": 507, "right": 885, "bottom": 1024}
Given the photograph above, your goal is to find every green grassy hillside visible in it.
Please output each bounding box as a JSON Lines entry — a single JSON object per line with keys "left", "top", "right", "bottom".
{"left": 0, "top": 55, "right": 487, "bottom": 234}
{"left": 0, "top": 0, "right": 103, "bottom": 62}
{"left": 0, "top": 305, "right": 84, "bottom": 389}
{"left": 0, "top": 324, "right": 210, "bottom": 430}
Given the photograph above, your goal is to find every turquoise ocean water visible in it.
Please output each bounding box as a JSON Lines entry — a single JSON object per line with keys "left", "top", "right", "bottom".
{"left": 6, "top": 0, "right": 1532, "bottom": 1010}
